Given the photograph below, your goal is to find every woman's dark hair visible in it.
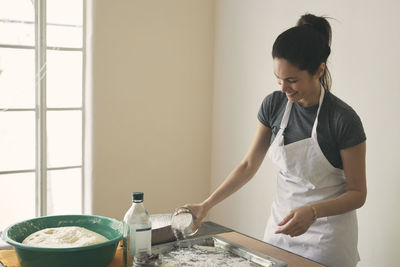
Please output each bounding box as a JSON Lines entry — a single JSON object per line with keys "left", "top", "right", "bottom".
{"left": 272, "top": 14, "right": 332, "bottom": 90}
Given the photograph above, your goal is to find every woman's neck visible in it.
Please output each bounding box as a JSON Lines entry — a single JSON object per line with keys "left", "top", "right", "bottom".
{"left": 298, "top": 83, "right": 321, "bottom": 107}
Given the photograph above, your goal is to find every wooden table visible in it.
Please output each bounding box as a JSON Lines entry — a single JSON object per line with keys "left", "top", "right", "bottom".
{"left": 217, "top": 232, "right": 325, "bottom": 267}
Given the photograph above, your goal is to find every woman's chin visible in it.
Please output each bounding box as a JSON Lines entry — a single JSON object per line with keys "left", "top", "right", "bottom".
{"left": 286, "top": 92, "right": 298, "bottom": 101}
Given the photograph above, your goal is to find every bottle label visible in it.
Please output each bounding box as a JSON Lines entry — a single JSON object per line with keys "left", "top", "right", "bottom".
{"left": 129, "top": 227, "right": 151, "bottom": 257}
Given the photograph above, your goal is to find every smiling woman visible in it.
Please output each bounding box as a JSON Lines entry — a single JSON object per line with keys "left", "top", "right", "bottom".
{"left": 183, "top": 13, "right": 366, "bottom": 267}
{"left": 260, "top": 15, "right": 366, "bottom": 267}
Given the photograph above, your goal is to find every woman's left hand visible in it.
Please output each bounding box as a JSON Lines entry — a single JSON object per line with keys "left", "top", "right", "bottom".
{"left": 275, "top": 205, "right": 315, "bottom": 237}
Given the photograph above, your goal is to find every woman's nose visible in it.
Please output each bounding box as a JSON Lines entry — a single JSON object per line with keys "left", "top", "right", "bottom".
{"left": 279, "top": 80, "right": 289, "bottom": 92}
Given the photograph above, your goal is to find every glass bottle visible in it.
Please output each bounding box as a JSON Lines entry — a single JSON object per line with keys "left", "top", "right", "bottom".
{"left": 123, "top": 192, "right": 152, "bottom": 266}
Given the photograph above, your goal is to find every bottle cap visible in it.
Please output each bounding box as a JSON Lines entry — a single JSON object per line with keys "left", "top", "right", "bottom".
{"left": 132, "top": 192, "right": 144, "bottom": 202}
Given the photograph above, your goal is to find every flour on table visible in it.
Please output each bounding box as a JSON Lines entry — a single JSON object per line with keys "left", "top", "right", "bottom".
{"left": 161, "top": 244, "right": 272, "bottom": 267}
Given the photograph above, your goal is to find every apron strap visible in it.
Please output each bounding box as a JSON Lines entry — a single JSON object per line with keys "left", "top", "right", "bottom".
{"left": 279, "top": 85, "right": 325, "bottom": 136}
{"left": 279, "top": 100, "right": 293, "bottom": 131}
{"left": 311, "top": 85, "right": 325, "bottom": 138}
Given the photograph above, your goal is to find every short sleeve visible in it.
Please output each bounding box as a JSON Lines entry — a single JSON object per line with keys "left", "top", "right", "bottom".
{"left": 257, "top": 94, "right": 272, "bottom": 128}
{"left": 336, "top": 110, "right": 366, "bottom": 149}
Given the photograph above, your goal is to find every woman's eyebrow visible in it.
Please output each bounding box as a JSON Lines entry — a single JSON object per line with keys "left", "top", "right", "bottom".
{"left": 274, "top": 73, "right": 298, "bottom": 80}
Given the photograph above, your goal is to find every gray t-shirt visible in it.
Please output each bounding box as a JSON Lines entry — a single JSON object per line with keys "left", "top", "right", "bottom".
{"left": 257, "top": 89, "right": 366, "bottom": 169}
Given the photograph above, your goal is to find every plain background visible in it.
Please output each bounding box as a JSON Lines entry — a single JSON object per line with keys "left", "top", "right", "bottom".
{"left": 91, "top": 0, "right": 214, "bottom": 217}
{"left": 91, "top": 1, "right": 400, "bottom": 266}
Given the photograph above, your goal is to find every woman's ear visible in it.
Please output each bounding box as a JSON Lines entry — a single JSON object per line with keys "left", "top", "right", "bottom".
{"left": 316, "top": 62, "right": 326, "bottom": 79}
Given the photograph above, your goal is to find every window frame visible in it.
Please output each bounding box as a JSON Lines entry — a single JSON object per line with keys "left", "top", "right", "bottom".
{"left": 0, "top": 0, "right": 87, "bottom": 219}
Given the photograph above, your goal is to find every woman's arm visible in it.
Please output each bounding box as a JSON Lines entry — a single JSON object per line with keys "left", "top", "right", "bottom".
{"left": 276, "top": 141, "right": 367, "bottom": 237}
{"left": 186, "top": 122, "right": 272, "bottom": 229}
{"left": 313, "top": 141, "right": 367, "bottom": 216}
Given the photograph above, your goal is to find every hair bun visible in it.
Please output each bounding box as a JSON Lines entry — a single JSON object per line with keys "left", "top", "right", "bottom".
{"left": 297, "top": 13, "right": 331, "bottom": 46}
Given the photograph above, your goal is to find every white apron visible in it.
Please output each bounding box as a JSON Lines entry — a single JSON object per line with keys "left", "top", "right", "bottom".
{"left": 263, "top": 88, "right": 360, "bottom": 267}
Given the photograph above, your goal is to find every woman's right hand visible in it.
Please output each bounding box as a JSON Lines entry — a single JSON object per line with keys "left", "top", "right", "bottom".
{"left": 183, "top": 203, "right": 209, "bottom": 230}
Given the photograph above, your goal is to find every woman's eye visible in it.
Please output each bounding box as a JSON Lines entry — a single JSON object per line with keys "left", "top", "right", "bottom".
{"left": 277, "top": 79, "right": 297, "bottom": 85}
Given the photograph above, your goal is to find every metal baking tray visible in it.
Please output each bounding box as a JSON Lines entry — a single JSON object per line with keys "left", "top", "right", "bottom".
{"left": 152, "top": 235, "right": 287, "bottom": 266}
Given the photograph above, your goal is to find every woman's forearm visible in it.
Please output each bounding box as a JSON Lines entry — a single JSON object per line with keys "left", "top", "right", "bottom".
{"left": 312, "top": 189, "right": 366, "bottom": 218}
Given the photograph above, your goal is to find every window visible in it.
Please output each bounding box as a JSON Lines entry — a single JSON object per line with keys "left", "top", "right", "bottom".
{"left": 0, "top": 0, "right": 86, "bottom": 230}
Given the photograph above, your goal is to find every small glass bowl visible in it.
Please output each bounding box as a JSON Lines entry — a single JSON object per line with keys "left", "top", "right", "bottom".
{"left": 171, "top": 207, "right": 198, "bottom": 238}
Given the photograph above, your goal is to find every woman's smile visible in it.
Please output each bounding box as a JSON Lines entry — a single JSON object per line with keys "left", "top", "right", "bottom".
{"left": 285, "top": 91, "right": 297, "bottom": 97}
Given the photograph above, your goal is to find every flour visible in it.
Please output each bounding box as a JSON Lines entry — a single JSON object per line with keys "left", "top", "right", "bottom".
{"left": 171, "top": 213, "right": 193, "bottom": 232}
{"left": 161, "top": 245, "right": 270, "bottom": 267}
{"left": 22, "top": 226, "right": 108, "bottom": 248}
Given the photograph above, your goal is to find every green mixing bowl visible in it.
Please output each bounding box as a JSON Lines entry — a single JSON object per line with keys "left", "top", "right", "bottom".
{"left": 1, "top": 214, "right": 124, "bottom": 267}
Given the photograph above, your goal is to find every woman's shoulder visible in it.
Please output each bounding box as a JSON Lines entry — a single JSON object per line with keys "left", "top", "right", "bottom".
{"left": 323, "top": 90, "right": 366, "bottom": 148}
{"left": 263, "top": 90, "right": 287, "bottom": 107}
{"left": 258, "top": 91, "right": 287, "bottom": 128}
{"left": 262, "top": 91, "right": 288, "bottom": 116}
{"left": 324, "top": 90, "right": 360, "bottom": 118}
{"left": 268, "top": 90, "right": 287, "bottom": 99}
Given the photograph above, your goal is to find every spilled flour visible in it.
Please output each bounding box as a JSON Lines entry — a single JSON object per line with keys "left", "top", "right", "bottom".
{"left": 160, "top": 244, "right": 271, "bottom": 267}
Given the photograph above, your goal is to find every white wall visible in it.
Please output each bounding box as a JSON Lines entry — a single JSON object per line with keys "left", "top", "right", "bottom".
{"left": 91, "top": 0, "right": 215, "bottom": 219}
{"left": 210, "top": 1, "right": 400, "bottom": 267}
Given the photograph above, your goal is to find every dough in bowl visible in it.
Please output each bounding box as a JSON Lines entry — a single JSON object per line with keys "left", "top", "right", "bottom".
{"left": 22, "top": 226, "right": 108, "bottom": 248}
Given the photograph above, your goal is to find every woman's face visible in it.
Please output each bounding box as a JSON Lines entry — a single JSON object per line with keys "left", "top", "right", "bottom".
{"left": 273, "top": 58, "right": 323, "bottom": 107}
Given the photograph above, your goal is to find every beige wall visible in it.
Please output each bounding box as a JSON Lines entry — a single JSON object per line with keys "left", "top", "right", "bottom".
{"left": 210, "top": 1, "right": 400, "bottom": 267}
{"left": 91, "top": 0, "right": 215, "bottom": 219}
